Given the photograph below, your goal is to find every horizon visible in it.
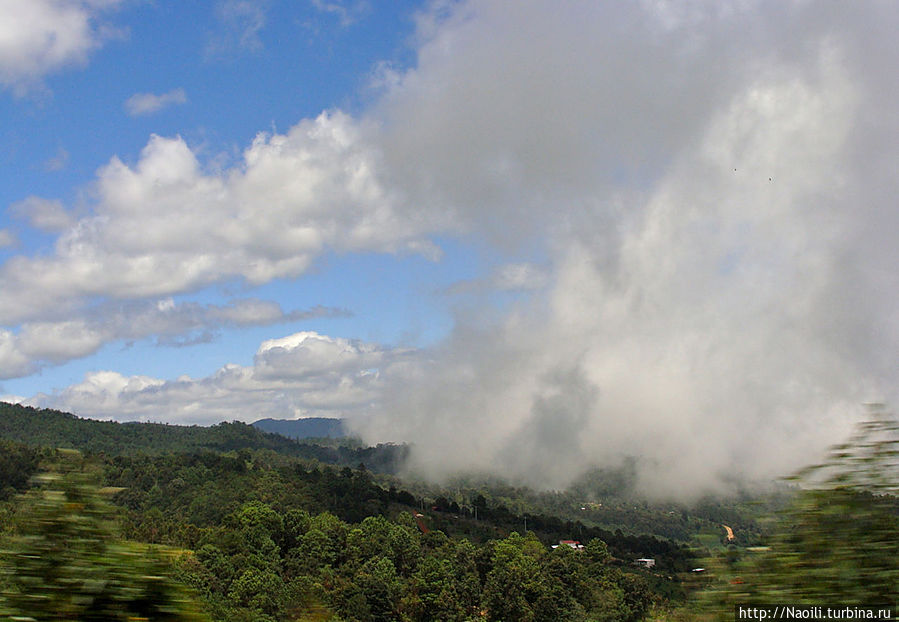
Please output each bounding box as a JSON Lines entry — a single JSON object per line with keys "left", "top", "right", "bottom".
{"left": 1, "top": 400, "right": 347, "bottom": 426}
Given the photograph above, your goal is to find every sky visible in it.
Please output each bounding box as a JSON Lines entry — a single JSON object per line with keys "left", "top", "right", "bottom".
{"left": 1, "top": 0, "right": 897, "bottom": 498}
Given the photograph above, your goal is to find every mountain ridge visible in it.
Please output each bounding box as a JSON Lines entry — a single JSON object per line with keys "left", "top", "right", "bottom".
{"left": 251, "top": 416, "right": 346, "bottom": 440}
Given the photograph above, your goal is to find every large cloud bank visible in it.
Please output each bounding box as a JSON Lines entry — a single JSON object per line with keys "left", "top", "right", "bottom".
{"left": 6, "top": 1, "right": 898, "bottom": 496}
{"left": 355, "top": 1, "right": 899, "bottom": 495}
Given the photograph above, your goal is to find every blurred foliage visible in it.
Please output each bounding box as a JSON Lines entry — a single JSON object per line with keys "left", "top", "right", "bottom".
{"left": 0, "top": 451, "right": 208, "bottom": 620}
{"left": 702, "top": 404, "right": 899, "bottom": 615}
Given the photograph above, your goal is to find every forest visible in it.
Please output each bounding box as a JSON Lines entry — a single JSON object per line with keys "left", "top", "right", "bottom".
{"left": 1, "top": 402, "right": 897, "bottom": 620}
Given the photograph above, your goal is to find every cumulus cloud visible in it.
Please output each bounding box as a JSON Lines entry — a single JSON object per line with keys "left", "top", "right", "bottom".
{"left": 0, "top": 111, "right": 442, "bottom": 326}
{"left": 0, "top": 329, "right": 33, "bottom": 378}
{"left": 255, "top": 331, "right": 390, "bottom": 380}
{"left": 28, "top": 331, "right": 408, "bottom": 425}
{"left": 0, "top": 299, "right": 346, "bottom": 379}
{"left": 124, "top": 88, "right": 187, "bottom": 116}
{"left": 0, "top": 0, "right": 122, "bottom": 93}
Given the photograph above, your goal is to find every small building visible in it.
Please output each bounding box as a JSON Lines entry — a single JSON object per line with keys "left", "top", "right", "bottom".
{"left": 635, "top": 558, "right": 655, "bottom": 568}
{"left": 551, "top": 540, "right": 585, "bottom": 551}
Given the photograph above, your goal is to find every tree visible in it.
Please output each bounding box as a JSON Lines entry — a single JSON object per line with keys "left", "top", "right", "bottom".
{"left": 354, "top": 556, "right": 403, "bottom": 622}
{"left": 227, "top": 567, "right": 285, "bottom": 615}
{"left": 482, "top": 532, "right": 547, "bottom": 622}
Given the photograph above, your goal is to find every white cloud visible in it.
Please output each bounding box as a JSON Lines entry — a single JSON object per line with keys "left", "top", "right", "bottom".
{"left": 10, "top": 196, "right": 74, "bottom": 232}
{"left": 254, "top": 331, "right": 392, "bottom": 380}
{"left": 28, "top": 331, "right": 407, "bottom": 425}
{"left": 17, "top": 319, "right": 106, "bottom": 363}
{"left": 0, "top": 111, "right": 441, "bottom": 326}
{"left": 33, "top": 370, "right": 166, "bottom": 419}
{"left": 0, "top": 329, "right": 33, "bottom": 378}
{"left": 0, "top": 299, "right": 345, "bottom": 379}
{"left": 124, "top": 88, "right": 187, "bottom": 116}
{"left": 0, "top": 0, "right": 122, "bottom": 93}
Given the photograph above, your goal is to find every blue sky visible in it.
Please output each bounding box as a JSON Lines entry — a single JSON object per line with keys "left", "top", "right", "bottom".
{"left": 1, "top": 0, "right": 519, "bottom": 400}
{"left": 1, "top": 1, "right": 897, "bottom": 494}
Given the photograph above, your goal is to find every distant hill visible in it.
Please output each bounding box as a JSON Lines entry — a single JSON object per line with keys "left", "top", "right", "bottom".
{"left": 252, "top": 417, "right": 346, "bottom": 439}
{"left": 0, "top": 401, "right": 315, "bottom": 456}
{"left": 0, "top": 402, "right": 407, "bottom": 473}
